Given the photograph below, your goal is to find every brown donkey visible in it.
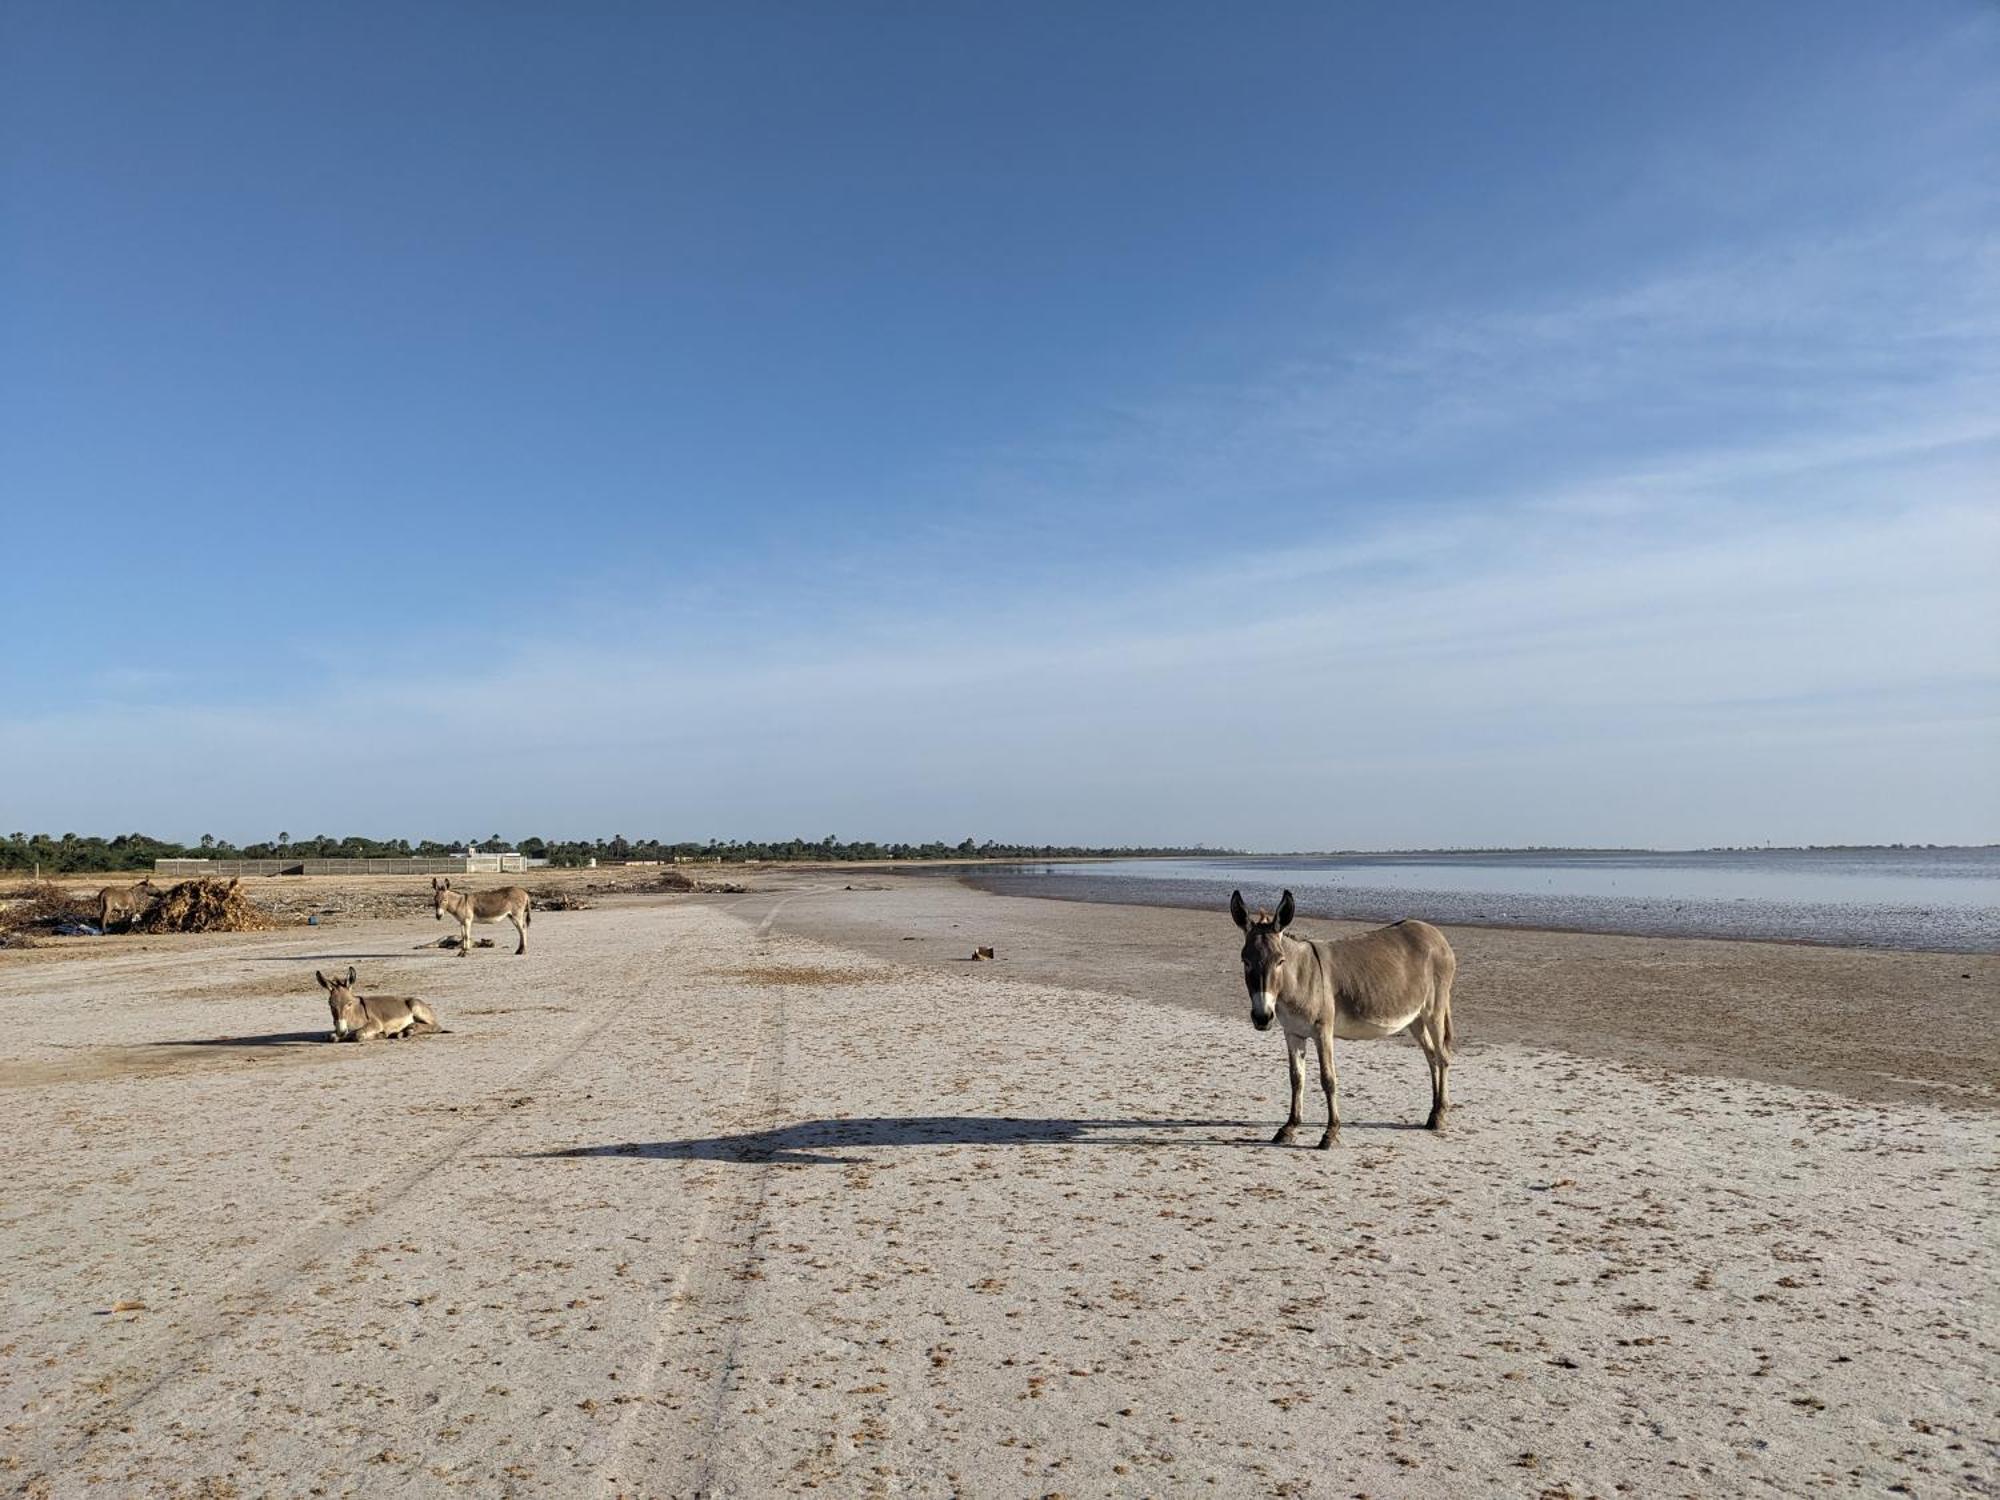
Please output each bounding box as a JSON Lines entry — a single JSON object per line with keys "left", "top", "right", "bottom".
{"left": 1232, "top": 889, "right": 1456, "bottom": 1148}
{"left": 96, "top": 878, "right": 158, "bottom": 930}
{"left": 316, "top": 967, "right": 441, "bottom": 1041}
{"left": 432, "top": 877, "right": 532, "bottom": 957}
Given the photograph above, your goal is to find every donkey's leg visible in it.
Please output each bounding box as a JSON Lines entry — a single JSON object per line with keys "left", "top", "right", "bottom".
{"left": 458, "top": 916, "right": 473, "bottom": 957}
{"left": 510, "top": 910, "right": 527, "bottom": 956}
{"left": 1416, "top": 1019, "right": 1446, "bottom": 1130}
{"left": 1431, "top": 966, "right": 1455, "bottom": 1127}
{"left": 1315, "top": 1031, "right": 1341, "bottom": 1149}
{"left": 1272, "top": 1038, "right": 1306, "bottom": 1145}
{"left": 1432, "top": 1021, "right": 1451, "bottom": 1126}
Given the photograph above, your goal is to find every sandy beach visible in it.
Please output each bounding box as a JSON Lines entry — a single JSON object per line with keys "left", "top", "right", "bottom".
{"left": 1, "top": 873, "right": 1994, "bottom": 1497}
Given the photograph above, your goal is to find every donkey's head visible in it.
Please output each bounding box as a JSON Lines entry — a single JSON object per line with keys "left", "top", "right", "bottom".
{"left": 1230, "top": 889, "right": 1296, "bottom": 1031}
{"left": 432, "top": 877, "right": 451, "bottom": 920}
{"left": 315, "top": 966, "right": 363, "bottom": 1032}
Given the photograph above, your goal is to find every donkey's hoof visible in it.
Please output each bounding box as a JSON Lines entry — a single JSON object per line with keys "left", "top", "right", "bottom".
{"left": 1316, "top": 1131, "right": 1338, "bottom": 1150}
{"left": 1426, "top": 1110, "right": 1447, "bottom": 1131}
{"left": 1270, "top": 1126, "right": 1297, "bottom": 1146}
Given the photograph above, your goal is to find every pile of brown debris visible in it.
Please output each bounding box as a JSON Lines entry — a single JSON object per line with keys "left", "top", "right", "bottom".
{"left": 132, "top": 878, "right": 278, "bottom": 933}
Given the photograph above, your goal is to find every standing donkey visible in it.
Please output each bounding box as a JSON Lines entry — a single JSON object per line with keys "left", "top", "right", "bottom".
{"left": 96, "top": 878, "right": 158, "bottom": 930}
{"left": 432, "top": 877, "right": 532, "bottom": 957}
{"left": 1232, "top": 889, "right": 1456, "bottom": 1148}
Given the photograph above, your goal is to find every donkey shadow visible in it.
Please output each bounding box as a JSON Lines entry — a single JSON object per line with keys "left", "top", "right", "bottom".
{"left": 141, "top": 1030, "right": 330, "bottom": 1050}
{"left": 526, "top": 1115, "right": 1315, "bottom": 1166}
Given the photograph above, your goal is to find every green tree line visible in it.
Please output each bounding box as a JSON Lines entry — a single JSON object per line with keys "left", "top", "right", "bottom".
{"left": 0, "top": 831, "right": 1233, "bottom": 873}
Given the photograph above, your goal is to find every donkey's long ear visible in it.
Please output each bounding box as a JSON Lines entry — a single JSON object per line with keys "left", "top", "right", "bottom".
{"left": 315, "top": 970, "right": 329, "bottom": 990}
{"left": 1275, "top": 890, "right": 1295, "bottom": 931}
{"left": 346, "top": 965, "right": 358, "bottom": 987}
{"left": 1229, "top": 890, "right": 1249, "bottom": 930}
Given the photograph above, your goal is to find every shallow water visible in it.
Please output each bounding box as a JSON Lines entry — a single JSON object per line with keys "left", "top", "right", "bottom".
{"left": 953, "top": 849, "right": 2000, "bottom": 953}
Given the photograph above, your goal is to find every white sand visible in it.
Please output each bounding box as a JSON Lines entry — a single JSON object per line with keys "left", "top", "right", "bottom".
{"left": 1, "top": 883, "right": 1993, "bottom": 1497}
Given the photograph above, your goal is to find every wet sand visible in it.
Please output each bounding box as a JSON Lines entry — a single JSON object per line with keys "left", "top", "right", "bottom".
{"left": 0, "top": 875, "right": 1993, "bottom": 1496}
{"left": 787, "top": 876, "right": 1999, "bottom": 1112}
{"left": 951, "top": 852, "right": 2000, "bottom": 954}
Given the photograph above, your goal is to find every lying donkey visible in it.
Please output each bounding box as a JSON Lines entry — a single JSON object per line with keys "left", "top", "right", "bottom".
{"left": 316, "top": 966, "right": 442, "bottom": 1042}
{"left": 1232, "top": 889, "right": 1457, "bottom": 1148}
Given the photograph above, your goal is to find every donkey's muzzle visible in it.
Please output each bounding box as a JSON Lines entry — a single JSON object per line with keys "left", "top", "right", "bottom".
{"left": 1252, "top": 1015, "right": 1272, "bottom": 1032}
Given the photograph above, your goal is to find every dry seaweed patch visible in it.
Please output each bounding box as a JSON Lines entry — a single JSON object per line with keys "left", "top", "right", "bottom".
{"left": 254, "top": 885, "right": 433, "bottom": 922}
{"left": 527, "top": 888, "right": 593, "bottom": 911}
{"left": 658, "top": 869, "right": 748, "bottom": 894}
{"left": 133, "top": 879, "right": 279, "bottom": 934}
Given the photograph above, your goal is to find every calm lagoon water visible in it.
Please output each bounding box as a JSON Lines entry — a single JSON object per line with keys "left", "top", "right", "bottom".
{"left": 953, "top": 849, "right": 2000, "bottom": 954}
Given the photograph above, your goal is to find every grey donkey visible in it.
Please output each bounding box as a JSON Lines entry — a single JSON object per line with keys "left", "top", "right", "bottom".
{"left": 1233, "top": 889, "right": 1456, "bottom": 1148}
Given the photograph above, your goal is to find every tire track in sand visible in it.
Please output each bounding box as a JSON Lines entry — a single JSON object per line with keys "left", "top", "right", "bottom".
{"left": 579, "top": 952, "right": 792, "bottom": 1496}
{"left": 573, "top": 886, "right": 819, "bottom": 1496}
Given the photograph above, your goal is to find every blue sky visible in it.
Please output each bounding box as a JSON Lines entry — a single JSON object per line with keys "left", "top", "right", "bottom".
{"left": 3, "top": 2, "right": 1996, "bottom": 848}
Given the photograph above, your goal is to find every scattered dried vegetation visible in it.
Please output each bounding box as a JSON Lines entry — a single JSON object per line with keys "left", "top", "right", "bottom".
{"left": 0, "top": 881, "right": 95, "bottom": 939}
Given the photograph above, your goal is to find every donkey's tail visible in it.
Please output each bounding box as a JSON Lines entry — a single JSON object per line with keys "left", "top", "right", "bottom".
{"left": 1433, "top": 948, "right": 1457, "bottom": 1056}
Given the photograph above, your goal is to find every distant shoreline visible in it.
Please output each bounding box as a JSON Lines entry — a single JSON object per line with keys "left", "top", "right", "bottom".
{"left": 942, "top": 871, "right": 1999, "bottom": 958}
{"left": 915, "top": 849, "right": 2000, "bottom": 957}
{"left": 6, "top": 839, "right": 1995, "bottom": 880}
{"left": 1232, "top": 844, "right": 2000, "bottom": 857}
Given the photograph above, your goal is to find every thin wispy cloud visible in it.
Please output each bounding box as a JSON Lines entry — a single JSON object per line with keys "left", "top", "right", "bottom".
{"left": 987, "top": 198, "right": 2000, "bottom": 530}
{"left": 8, "top": 480, "right": 1991, "bottom": 846}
